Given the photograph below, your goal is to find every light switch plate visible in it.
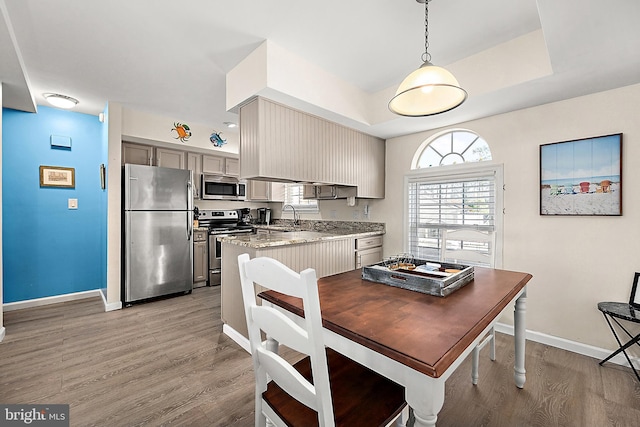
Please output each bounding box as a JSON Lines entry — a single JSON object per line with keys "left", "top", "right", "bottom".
{"left": 68, "top": 198, "right": 78, "bottom": 209}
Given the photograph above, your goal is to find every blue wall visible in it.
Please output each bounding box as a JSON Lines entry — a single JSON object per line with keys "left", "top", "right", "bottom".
{"left": 2, "top": 106, "right": 107, "bottom": 303}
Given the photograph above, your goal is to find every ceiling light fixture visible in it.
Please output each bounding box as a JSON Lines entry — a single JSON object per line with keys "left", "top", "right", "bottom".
{"left": 389, "top": 0, "right": 467, "bottom": 117}
{"left": 44, "top": 93, "right": 79, "bottom": 109}
{"left": 224, "top": 121, "right": 237, "bottom": 128}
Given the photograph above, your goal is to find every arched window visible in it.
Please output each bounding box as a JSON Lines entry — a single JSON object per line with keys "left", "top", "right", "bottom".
{"left": 412, "top": 129, "right": 492, "bottom": 169}
{"left": 405, "top": 129, "right": 502, "bottom": 267}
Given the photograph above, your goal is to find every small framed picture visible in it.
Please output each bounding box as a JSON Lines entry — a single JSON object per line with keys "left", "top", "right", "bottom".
{"left": 40, "top": 165, "right": 75, "bottom": 188}
{"left": 540, "top": 133, "right": 622, "bottom": 216}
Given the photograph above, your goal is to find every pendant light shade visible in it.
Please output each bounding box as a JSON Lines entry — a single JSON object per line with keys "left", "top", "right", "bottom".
{"left": 389, "top": 0, "right": 466, "bottom": 117}
{"left": 389, "top": 61, "right": 467, "bottom": 116}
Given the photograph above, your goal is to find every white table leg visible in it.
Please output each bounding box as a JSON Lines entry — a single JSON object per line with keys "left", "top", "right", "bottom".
{"left": 471, "top": 347, "right": 480, "bottom": 385}
{"left": 393, "top": 406, "right": 410, "bottom": 427}
{"left": 406, "top": 375, "right": 445, "bottom": 427}
{"left": 514, "top": 287, "right": 527, "bottom": 388}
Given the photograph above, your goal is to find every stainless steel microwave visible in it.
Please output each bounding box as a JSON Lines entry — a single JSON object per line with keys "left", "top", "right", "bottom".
{"left": 201, "top": 174, "right": 246, "bottom": 200}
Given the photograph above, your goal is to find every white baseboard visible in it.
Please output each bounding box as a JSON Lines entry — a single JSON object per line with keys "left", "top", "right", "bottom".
{"left": 99, "top": 288, "right": 122, "bottom": 312}
{"left": 0, "top": 326, "right": 5, "bottom": 343}
{"left": 495, "top": 322, "right": 640, "bottom": 369}
{"left": 3, "top": 290, "right": 102, "bottom": 312}
{"left": 223, "top": 323, "right": 251, "bottom": 353}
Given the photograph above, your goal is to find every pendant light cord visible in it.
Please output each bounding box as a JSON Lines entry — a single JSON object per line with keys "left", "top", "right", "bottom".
{"left": 422, "top": 0, "right": 431, "bottom": 64}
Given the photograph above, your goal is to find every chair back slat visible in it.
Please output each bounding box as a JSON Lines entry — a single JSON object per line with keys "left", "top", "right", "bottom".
{"left": 251, "top": 305, "right": 311, "bottom": 355}
{"left": 256, "top": 346, "right": 318, "bottom": 410}
{"left": 242, "top": 255, "right": 310, "bottom": 298}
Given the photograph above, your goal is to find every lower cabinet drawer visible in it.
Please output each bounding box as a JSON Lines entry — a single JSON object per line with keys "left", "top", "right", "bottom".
{"left": 356, "top": 235, "right": 383, "bottom": 250}
{"left": 356, "top": 246, "right": 383, "bottom": 269}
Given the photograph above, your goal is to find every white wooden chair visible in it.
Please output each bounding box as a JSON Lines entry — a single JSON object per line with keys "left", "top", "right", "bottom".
{"left": 441, "top": 229, "right": 496, "bottom": 385}
{"left": 238, "top": 254, "right": 407, "bottom": 427}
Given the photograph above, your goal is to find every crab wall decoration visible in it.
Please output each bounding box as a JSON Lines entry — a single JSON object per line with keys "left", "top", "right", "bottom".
{"left": 172, "top": 122, "right": 191, "bottom": 142}
{"left": 210, "top": 131, "right": 227, "bottom": 147}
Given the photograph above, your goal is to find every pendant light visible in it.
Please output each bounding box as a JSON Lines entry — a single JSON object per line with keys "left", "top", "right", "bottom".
{"left": 389, "top": 0, "right": 467, "bottom": 117}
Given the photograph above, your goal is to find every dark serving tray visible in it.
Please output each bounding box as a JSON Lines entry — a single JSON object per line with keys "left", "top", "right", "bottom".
{"left": 361, "top": 259, "right": 474, "bottom": 297}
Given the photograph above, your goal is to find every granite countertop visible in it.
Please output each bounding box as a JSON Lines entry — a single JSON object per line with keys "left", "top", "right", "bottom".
{"left": 219, "top": 228, "right": 384, "bottom": 249}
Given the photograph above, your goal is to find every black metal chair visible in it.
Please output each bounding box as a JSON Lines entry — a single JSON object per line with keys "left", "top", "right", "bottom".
{"left": 597, "top": 272, "right": 640, "bottom": 382}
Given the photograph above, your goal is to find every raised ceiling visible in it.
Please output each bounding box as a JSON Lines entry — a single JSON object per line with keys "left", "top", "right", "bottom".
{"left": 1, "top": 0, "right": 639, "bottom": 139}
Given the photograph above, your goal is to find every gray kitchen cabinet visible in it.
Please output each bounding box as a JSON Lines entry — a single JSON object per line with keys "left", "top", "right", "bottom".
{"left": 122, "top": 142, "right": 153, "bottom": 166}
{"left": 239, "top": 97, "right": 385, "bottom": 198}
{"left": 193, "top": 230, "right": 208, "bottom": 287}
{"left": 304, "top": 184, "right": 357, "bottom": 200}
{"left": 355, "top": 235, "right": 383, "bottom": 268}
{"left": 225, "top": 158, "right": 239, "bottom": 176}
{"left": 202, "top": 155, "right": 225, "bottom": 174}
{"left": 303, "top": 184, "right": 316, "bottom": 199}
{"left": 248, "top": 180, "right": 285, "bottom": 202}
{"left": 156, "top": 147, "right": 186, "bottom": 169}
{"left": 187, "top": 153, "right": 202, "bottom": 199}
{"left": 270, "top": 182, "right": 285, "bottom": 202}
{"left": 202, "top": 154, "right": 240, "bottom": 176}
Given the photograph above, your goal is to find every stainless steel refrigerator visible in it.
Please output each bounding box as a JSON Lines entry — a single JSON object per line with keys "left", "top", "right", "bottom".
{"left": 123, "top": 164, "right": 193, "bottom": 304}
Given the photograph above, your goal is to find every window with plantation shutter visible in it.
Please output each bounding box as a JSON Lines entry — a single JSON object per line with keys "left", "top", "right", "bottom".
{"left": 407, "top": 170, "right": 500, "bottom": 262}
{"left": 405, "top": 129, "right": 502, "bottom": 267}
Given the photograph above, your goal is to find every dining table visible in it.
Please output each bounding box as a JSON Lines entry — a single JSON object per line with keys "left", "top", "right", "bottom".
{"left": 259, "top": 266, "right": 533, "bottom": 427}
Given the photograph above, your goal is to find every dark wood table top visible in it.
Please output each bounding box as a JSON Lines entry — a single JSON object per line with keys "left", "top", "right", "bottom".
{"left": 260, "top": 267, "right": 532, "bottom": 378}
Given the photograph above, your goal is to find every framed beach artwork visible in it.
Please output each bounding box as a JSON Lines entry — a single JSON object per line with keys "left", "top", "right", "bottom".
{"left": 540, "top": 133, "right": 622, "bottom": 216}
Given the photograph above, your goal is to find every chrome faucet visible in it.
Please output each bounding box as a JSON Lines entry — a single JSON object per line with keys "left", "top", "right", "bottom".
{"left": 282, "top": 204, "right": 299, "bottom": 226}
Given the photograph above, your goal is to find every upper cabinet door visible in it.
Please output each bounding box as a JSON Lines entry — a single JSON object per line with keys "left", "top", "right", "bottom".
{"left": 122, "top": 142, "right": 153, "bottom": 166}
{"left": 156, "top": 148, "right": 186, "bottom": 169}
{"left": 202, "top": 155, "right": 225, "bottom": 174}
{"left": 248, "top": 180, "right": 269, "bottom": 201}
{"left": 225, "top": 158, "right": 239, "bottom": 176}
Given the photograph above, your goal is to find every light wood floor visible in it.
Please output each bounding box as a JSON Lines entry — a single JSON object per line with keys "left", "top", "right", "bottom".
{"left": 1, "top": 286, "right": 639, "bottom": 427}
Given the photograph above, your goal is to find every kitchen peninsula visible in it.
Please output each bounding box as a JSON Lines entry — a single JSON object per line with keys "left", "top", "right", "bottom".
{"left": 220, "top": 221, "right": 384, "bottom": 344}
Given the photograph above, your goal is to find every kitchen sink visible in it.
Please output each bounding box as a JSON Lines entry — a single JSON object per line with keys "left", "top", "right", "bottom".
{"left": 257, "top": 226, "right": 302, "bottom": 234}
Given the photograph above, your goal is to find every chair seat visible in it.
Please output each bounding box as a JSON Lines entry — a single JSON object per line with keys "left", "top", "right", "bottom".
{"left": 597, "top": 301, "right": 640, "bottom": 323}
{"left": 263, "top": 348, "right": 406, "bottom": 427}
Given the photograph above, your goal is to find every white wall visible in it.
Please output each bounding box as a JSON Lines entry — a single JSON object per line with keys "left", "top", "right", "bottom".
{"left": 122, "top": 107, "right": 239, "bottom": 154}
{"left": 381, "top": 83, "right": 640, "bottom": 351}
{"left": 105, "top": 102, "right": 123, "bottom": 309}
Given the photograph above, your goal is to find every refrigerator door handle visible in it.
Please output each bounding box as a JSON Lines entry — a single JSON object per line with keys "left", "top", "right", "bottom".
{"left": 187, "top": 180, "right": 192, "bottom": 211}
{"left": 187, "top": 178, "right": 193, "bottom": 241}
{"left": 127, "top": 176, "right": 138, "bottom": 210}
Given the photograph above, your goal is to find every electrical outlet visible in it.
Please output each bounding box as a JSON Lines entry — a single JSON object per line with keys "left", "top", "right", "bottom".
{"left": 68, "top": 198, "right": 78, "bottom": 209}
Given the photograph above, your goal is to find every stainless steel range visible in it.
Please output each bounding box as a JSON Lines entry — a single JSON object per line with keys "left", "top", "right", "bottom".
{"left": 196, "top": 209, "right": 254, "bottom": 286}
